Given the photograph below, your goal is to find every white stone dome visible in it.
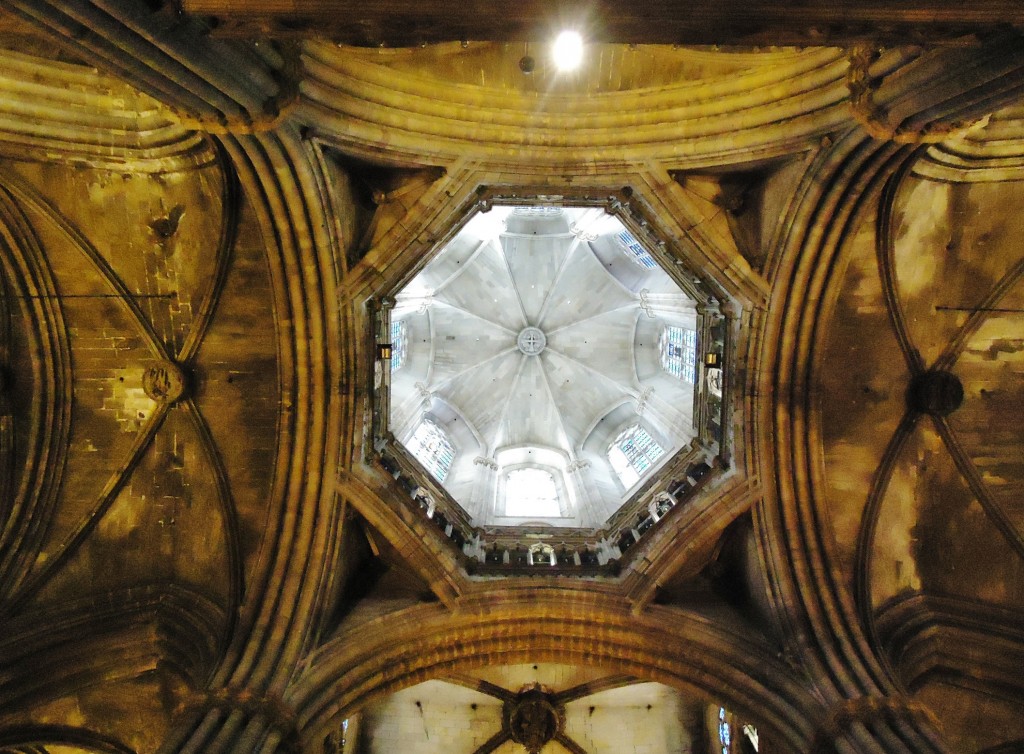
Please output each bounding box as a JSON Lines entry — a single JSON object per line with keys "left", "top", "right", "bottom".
{"left": 389, "top": 205, "right": 698, "bottom": 528}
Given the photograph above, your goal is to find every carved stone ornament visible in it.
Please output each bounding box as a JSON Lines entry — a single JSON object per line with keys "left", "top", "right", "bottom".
{"left": 846, "top": 45, "right": 985, "bottom": 144}
{"left": 142, "top": 361, "right": 188, "bottom": 404}
{"left": 502, "top": 685, "right": 564, "bottom": 754}
{"left": 516, "top": 326, "right": 547, "bottom": 356}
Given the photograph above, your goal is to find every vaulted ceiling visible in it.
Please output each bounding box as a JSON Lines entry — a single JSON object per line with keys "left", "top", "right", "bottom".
{"left": 0, "top": 3, "right": 1023, "bottom": 754}
{"left": 389, "top": 205, "right": 698, "bottom": 528}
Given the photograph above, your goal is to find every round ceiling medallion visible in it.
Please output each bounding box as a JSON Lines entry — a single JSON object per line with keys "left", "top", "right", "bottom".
{"left": 517, "top": 326, "right": 547, "bottom": 356}
{"left": 142, "top": 361, "right": 188, "bottom": 404}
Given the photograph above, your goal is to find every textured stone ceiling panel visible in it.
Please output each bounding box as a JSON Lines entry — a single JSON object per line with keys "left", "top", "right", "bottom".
{"left": 432, "top": 348, "right": 522, "bottom": 449}
{"left": 33, "top": 405, "right": 231, "bottom": 608}
{"left": 951, "top": 280, "right": 1024, "bottom": 529}
{"left": 421, "top": 304, "right": 516, "bottom": 386}
{"left": 504, "top": 234, "right": 573, "bottom": 321}
{"left": 893, "top": 179, "right": 1024, "bottom": 367}
{"left": 502, "top": 355, "right": 566, "bottom": 452}
{"left": 546, "top": 307, "right": 640, "bottom": 387}
{"left": 541, "top": 348, "right": 635, "bottom": 445}
{"left": 537, "top": 243, "right": 636, "bottom": 333}
{"left": 435, "top": 241, "right": 527, "bottom": 333}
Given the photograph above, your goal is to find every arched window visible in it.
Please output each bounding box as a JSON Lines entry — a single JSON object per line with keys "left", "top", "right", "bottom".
{"left": 608, "top": 425, "right": 665, "bottom": 488}
{"left": 390, "top": 319, "right": 407, "bottom": 372}
{"left": 616, "top": 229, "right": 657, "bottom": 269}
{"left": 408, "top": 420, "right": 455, "bottom": 482}
{"left": 660, "top": 326, "right": 697, "bottom": 382}
{"left": 505, "top": 468, "right": 560, "bottom": 518}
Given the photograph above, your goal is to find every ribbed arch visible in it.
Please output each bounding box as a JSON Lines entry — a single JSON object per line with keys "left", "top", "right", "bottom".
{"left": 298, "top": 43, "right": 849, "bottom": 169}
{"left": 286, "top": 596, "right": 821, "bottom": 753}
{"left": 751, "top": 128, "right": 949, "bottom": 752}
{"left": 0, "top": 182, "right": 71, "bottom": 604}
{"left": 0, "top": 726, "right": 133, "bottom": 754}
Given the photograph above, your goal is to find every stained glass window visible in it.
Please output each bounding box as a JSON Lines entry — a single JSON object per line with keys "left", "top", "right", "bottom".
{"left": 505, "top": 468, "right": 560, "bottom": 517}
{"left": 660, "top": 326, "right": 697, "bottom": 382}
{"left": 617, "top": 230, "right": 657, "bottom": 269}
{"left": 608, "top": 425, "right": 665, "bottom": 488}
{"left": 719, "top": 707, "right": 731, "bottom": 754}
{"left": 390, "top": 319, "right": 407, "bottom": 372}
{"left": 409, "top": 420, "right": 455, "bottom": 482}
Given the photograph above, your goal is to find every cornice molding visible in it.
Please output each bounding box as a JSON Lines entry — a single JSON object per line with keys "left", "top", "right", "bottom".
{"left": 297, "top": 43, "right": 849, "bottom": 171}
{"left": 185, "top": 0, "right": 1024, "bottom": 47}
{"left": 0, "top": 47, "right": 214, "bottom": 171}
{"left": 812, "top": 695, "right": 940, "bottom": 753}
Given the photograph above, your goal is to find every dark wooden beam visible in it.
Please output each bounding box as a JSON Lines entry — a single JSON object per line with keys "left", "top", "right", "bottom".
{"left": 441, "top": 673, "right": 516, "bottom": 702}
{"left": 555, "top": 731, "right": 591, "bottom": 754}
{"left": 554, "top": 674, "right": 637, "bottom": 705}
{"left": 184, "top": 0, "right": 1024, "bottom": 46}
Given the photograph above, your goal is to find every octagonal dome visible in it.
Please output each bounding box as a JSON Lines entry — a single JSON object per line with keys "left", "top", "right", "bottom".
{"left": 388, "top": 205, "right": 702, "bottom": 529}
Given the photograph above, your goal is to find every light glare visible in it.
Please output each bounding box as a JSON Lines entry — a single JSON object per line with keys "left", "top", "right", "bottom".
{"left": 552, "top": 31, "right": 583, "bottom": 71}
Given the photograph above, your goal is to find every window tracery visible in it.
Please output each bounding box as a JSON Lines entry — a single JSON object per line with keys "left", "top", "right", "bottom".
{"left": 719, "top": 707, "right": 732, "bottom": 754}
{"left": 616, "top": 229, "right": 657, "bottom": 269}
{"left": 505, "top": 467, "right": 561, "bottom": 518}
{"left": 608, "top": 424, "right": 665, "bottom": 488}
{"left": 660, "top": 326, "right": 697, "bottom": 382}
{"left": 390, "top": 319, "right": 407, "bottom": 371}
{"left": 408, "top": 420, "right": 455, "bottom": 482}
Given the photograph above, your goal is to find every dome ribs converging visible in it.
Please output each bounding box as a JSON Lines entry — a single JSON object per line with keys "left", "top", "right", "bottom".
{"left": 426, "top": 298, "right": 519, "bottom": 340}
{"left": 434, "top": 349, "right": 523, "bottom": 450}
{"left": 387, "top": 204, "right": 706, "bottom": 532}
{"left": 501, "top": 355, "right": 563, "bottom": 451}
{"left": 421, "top": 305, "right": 518, "bottom": 389}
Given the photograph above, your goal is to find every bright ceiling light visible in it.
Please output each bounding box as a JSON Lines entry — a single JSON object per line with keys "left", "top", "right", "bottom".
{"left": 552, "top": 31, "right": 584, "bottom": 71}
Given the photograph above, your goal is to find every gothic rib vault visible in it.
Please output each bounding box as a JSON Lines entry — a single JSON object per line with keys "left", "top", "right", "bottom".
{"left": 0, "top": 4, "right": 1023, "bottom": 754}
